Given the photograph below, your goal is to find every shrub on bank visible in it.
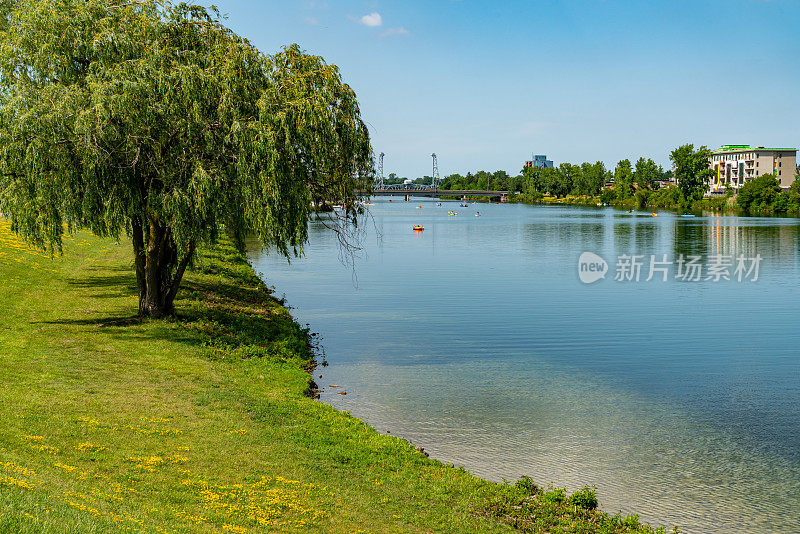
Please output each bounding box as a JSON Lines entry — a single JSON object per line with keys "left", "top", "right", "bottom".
{"left": 736, "top": 174, "right": 783, "bottom": 213}
{"left": 485, "top": 477, "right": 678, "bottom": 533}
{"left": 568, "top": 486, "right": 599, "bottom": 510}
{"left": 600, "top": 188, "right": 617, "bottom": 205}
{"left": 646, "top": 185, "right": 683, "bottom": 209}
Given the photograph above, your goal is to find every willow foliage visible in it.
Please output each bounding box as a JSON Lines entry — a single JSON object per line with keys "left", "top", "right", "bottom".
{"left": 0, "top": 0, "right": 373, "bottom": 316}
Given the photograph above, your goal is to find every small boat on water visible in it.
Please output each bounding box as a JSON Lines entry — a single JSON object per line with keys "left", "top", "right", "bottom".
{"left": 417, "top": 206, "right": 423, "bottom": 209}
{"left": 413, "top": 225, "right": 424, "bottom": 231}
{"left": 475, "top": 212, "right": 481, "bottom": 217}
{"left": 651, "top": 213, "right": 658, "bottom": 217}
{"left": 681, "top": 214, "right": 696, "bottom": 218}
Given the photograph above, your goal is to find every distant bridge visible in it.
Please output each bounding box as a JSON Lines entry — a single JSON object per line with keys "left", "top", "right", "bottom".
{"left": 372, "top": 188, "right": 509, "bottom": 199}
{"left": 370, "top": 153, "right": 508, "bottom": 200}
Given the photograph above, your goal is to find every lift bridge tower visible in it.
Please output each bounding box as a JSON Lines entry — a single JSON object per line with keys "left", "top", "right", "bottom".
{"left": 376, "top": 152, "right": 385, "bottom": 190}
{"left": 431, "top": 153, "right": 440, "bottom": 189}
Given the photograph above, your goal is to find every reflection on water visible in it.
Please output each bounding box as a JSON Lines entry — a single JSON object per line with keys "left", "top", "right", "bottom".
{"left": 248, "top": 199, "right": 800, "bottom": 533}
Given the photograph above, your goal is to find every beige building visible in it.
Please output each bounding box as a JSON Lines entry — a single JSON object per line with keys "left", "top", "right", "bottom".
{"left": 709, "top": 145, "right": 797, "bottom": 190}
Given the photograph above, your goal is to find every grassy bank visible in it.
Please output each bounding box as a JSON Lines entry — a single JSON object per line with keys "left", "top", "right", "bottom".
{"left": 0, "top": 220, "right": 674, "bottom": 533}
{"left": 507, "top": 191, "right": 733, "bottom": 215}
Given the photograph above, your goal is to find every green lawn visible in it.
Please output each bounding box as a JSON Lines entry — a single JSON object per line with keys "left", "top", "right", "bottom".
{"left": 0, "top": 220, "right": 673, "bottom": 533}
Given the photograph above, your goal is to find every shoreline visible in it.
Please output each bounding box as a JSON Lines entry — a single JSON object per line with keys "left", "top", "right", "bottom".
{"left": 0, "top": 219, "right": 674, "bottom": 533}
{"left": 426, "top": 189, "right": 800, "bottom": 218}
{"left": 243, "top": 255, "right": 676, "bottom": 534}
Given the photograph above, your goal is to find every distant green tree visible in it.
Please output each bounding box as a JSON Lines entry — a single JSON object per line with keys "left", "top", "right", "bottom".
{"left": 599, "top": 188, "right": 616, "bottom": 205}
{"left": 554, "top": 163, "right": 579, "bottom": 197}
{"left": 0, "top": 0, "right": 372, "bottom": 317}
{"left": 508, "top": 174, "right": 523, "bottom": 192}
{"left": 634, "top": 188, "right": 650, "bottom": 209}
{"left": 465, "top": 172, "right": 475, "bottom": 189}
{"left": 473, "top": 171, "right": 490, "bottom": 190}
{"left": 440, "top": 173, "right": 463, "bottom": 190}
{"left": 633, "top": 157, "right": 661, "bottom": 191}
{"left": 659, "top": 168, "right": 674, "bottom": 186}
{"left": 521, "top": 166, "right": 544, "bottom": 194}
{"left": 670, "top": 144, "right": 713, "bottom": 208}
{"left": 647, "top": 185, "right": 683, "bottom": 208}
{"left": 736, "top": 174, "right": 781, "bottom": 212}
{"left": 574, "top": 163, "right": 591, "bottom": 196}
{"left": 777, "top": 179, "right": 800, "bottom": 213}
{"left": 538, "top": 166, "right": 559, "bottom": 197}
{"left": 541, "top": 167, "right": 561, "bottom": 196}
{"left": 491, "top": 170, "right": 509, "bottom": 191}
{"left": 613, "top": 160, "right": 635, "bottom": 200}
{"left": 577, "top": 161, "right": 606, "bottom": 196}
{"left": 787, "top": 179, "right": 800, "bottom": 199}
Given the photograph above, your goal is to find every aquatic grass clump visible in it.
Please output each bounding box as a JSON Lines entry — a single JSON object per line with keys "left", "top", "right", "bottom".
{"left": 514, "top": 475, "right": 539, "bottom": 494}
{"left": 484, "top": 477, "right": 678, "bottom": 533}
{"left": 567, "top": 486, "right": 598, "bottom": 510}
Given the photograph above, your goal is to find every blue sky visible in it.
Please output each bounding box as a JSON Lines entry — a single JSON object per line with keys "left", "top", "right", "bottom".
{"left": 216, "top": 0, "right": 800, "bottom": 177}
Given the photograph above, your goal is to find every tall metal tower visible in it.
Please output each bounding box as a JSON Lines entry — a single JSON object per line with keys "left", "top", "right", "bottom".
{"left": 377, "top": 152, "right": 385, "bottom": 190}
{"left": 431, "top": 153, "right": 440, "bottom": 189}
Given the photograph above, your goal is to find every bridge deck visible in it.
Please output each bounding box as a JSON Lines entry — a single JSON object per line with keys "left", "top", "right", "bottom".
{"left": 371, "top": 189, "right": 508, "bottom": 197}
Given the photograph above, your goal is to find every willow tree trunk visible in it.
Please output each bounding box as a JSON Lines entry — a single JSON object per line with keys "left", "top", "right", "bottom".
{"left": 132, "top": 217, "right": 195, "bottom": 318}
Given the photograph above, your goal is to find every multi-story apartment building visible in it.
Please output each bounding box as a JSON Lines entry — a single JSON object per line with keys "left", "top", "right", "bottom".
{"left": 524, "top": 154, "right": 554, "bottom": 169}
{"left": 709, "top": 145, "right": 797, "bottom": 190}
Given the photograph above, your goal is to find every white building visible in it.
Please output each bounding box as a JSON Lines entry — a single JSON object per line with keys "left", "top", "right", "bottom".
{"left": 709, "top": 145, "right": 797, "bottom": 190}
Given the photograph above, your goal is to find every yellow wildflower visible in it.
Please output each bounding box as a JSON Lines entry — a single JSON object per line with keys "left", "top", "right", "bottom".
{"left": 76, "top": 442, "right": 108, "bottom": 452}
{"left": 0, "top": 475, "right": 33, "bottom": 489}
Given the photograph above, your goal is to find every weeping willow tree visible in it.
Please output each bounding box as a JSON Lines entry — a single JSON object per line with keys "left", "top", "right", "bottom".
{"left": 0, "top": 0, "right": 373, "bottom": 317}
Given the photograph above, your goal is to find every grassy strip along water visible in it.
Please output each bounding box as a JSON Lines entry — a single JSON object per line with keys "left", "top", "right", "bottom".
{"left": 0, "top": 221, "right": 676, "bottom": 533}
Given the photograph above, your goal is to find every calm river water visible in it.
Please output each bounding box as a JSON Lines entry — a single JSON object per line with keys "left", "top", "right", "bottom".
{"left": 248, "top": 198, "right": 800, "bottom": 533}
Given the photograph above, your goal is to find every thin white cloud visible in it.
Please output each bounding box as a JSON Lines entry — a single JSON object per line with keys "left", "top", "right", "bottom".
{"left": 358, "top": 12, "right": 382, "bottom": 27}
{"left": 380, "top": 27, "right": 410, "bottom": 37}
{"left": 303, "top": 16, "right": 321, "bottom": 26}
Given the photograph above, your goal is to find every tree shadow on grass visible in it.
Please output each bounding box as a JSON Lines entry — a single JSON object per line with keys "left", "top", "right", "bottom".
{"left": 171, "top": 274, "right": 313, "bottom": 363}
{"left": 40, "top": 249, "right": 310, "bottom": 360}
{"left": 39, "top": 315, "right": 142, "bottom": 327}
{"left": 43, "top": 269, "right": 142, "bottom": 328}
{"left": 180, "top": 279, "right": 274, "bottom": 308}
{"left": 35, "top": 312, "right": 205, "bottom": 348}
{"left": 64, "top": 272, "right": 137, "bottom": 299}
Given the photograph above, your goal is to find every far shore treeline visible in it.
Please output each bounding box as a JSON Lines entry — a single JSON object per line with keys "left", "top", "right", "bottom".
{"left": 389, "top": 146, "right": 800, "bottom": 214}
